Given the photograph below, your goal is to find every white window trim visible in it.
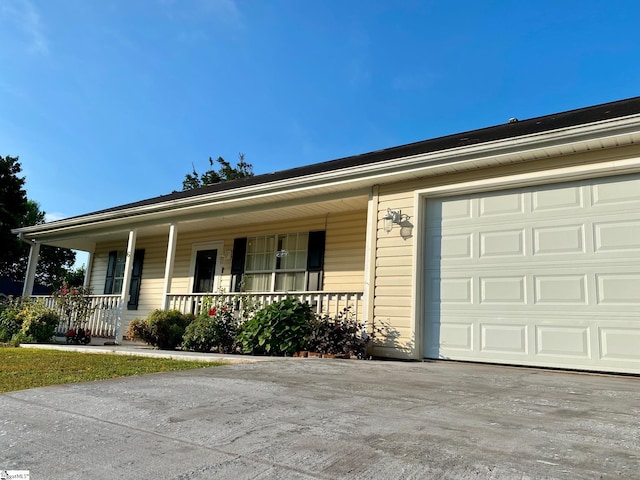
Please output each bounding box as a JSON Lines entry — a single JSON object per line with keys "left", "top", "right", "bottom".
{"left": 187, "top": 241, "right": 225, "bottom": 294}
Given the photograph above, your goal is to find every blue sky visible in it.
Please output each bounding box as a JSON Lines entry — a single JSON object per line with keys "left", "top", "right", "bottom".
{"left": 2, "top": 0, "right": 640, "bottom": 225}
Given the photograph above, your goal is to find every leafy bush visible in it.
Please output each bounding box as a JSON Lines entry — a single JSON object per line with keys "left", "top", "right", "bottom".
{"left": 182, "top": 303, "right": 239, "bottom": 353}
{"left": 126, "top": 309, "right": 194, "bottom": 350}
{"left": 306, "top": 307, "right": 374, "bottom": 358}
{"left": 0, "top": 297, "right": 24, "bottom": 342}
{"left": 16, "top": 299, "right": 60, "bottom": 343}
{"left": 238, "top": 297, "right": 313, "bottom": 356}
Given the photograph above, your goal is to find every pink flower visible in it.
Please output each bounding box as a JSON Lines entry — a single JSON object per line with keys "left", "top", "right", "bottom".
{"left": 208, "top": 308, "right": 217, "bottom": 316}
{"left": 61, "top": 286, "right": 69, "bottom": 295}
{"left": 71, "top": 289, "right": 78, "bottom": 295}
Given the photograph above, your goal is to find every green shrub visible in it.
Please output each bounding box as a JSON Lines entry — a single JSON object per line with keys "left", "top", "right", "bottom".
{"left": 238, "top": 297, "right": 313, "bottom": 356}
{"left": 0, "top": 297, "right": 24, "bottom": 342}
{"left": 182, "top": 303, "right": 239, "bottom": 353}
{"left": 15, "top": 300, "right": 60, "bottom": 343}
{"left": 126, "top": 309, "right": 194, "bottom": 350}
{"left": 9, "top": 331, "right": 34, "bottom": 346}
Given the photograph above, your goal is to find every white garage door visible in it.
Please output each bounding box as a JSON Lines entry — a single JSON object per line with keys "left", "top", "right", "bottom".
{"left": 424, "top": 174, "right": 640, "bottom": 374}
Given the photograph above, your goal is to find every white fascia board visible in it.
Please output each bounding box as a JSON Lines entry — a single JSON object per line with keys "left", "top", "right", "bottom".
{"left": 15, "top": 114, "right": 640, "bottom": 239}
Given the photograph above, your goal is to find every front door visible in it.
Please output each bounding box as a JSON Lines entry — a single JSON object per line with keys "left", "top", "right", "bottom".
{"left": 193, "top": 249, "right": 217, "bottom": 293}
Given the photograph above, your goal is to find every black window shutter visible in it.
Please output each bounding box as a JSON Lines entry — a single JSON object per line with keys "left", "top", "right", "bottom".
{"left": 306, "top": 231, "right": 326, "bottom": 291}
{"left": 231, "top": 238, "right": 247, "bottom": 292}
{"left": 104, "top": 251, "right": 117, "bottom": 294}
{"left": 127, "top": 249, "right": 145, "bottom": 310}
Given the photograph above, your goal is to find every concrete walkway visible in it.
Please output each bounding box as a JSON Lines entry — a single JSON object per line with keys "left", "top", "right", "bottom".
{"left": 1, "top": 347, "right": 638, "bottom": 479}
{"left": 19, "top": 341, "right": 278, "bottom": 363}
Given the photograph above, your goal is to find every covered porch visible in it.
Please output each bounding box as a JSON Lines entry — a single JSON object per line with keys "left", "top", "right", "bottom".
{"left": 18, "top": 187, "right": 374, "bottom": 344}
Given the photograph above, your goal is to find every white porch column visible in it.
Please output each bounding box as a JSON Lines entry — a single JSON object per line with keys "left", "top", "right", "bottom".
{"left": 363, "top": 185, "right": 380, "bottom": 330}
{"left": 115, "top": 229, "right": 137, "bottom": 343}
{"left": 83, "top": 244, "right": 96, "bottom": 289}
{"left": 22, "top": 241, "right": 40, "bottom": 297}
{"left": 162, "top": 223, "right": 178, "bottom": 309}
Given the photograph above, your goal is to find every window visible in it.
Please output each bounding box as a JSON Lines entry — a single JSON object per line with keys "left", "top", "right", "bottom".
{"left": 233, "top": 231, "right": 325, "bottom": 292}
{"left": 104, "top": 249, "right": 145, "bottom": 310}
{"left": 110, "top": 251, "right": 127, "bottom": 294}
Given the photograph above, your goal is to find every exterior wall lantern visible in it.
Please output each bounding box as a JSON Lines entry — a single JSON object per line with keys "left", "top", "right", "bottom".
{"left": 383, "top": 208, "right": 402, "bottom": 233}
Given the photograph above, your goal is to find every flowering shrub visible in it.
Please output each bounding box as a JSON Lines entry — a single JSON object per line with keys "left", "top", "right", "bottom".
{"left": 53, "top": 285, "right": 95, "bottom": 330}
{"left": 182, "top": 303, "right": 239, "bottom": 353}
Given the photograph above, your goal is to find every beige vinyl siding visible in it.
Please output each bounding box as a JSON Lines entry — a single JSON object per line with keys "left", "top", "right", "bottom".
{"left": 323, "top": 210, "right": 366, "bottom": 291}
{"left": 370, "top": 185, "right": 416, "bottom": 359}
{"left": 89, "top": 210, "right": 367, "bottom": 332}
{"left": 169, "top": 211, "right": 366, "bottom": 294}
{"left": 88, "top": 236, "right": 169, "bottom": 325}
{"left": 134, "top": 236, "right": 170, "bottom": 320}
{"left": 173, "top": 216, "right": 318, "bottom": 292}
{"left": 369, "top": 145, "right": 640, "bottom": 359}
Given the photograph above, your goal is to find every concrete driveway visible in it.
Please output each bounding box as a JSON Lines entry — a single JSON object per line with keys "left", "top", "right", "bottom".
{"left": 0, "top": 357, "right": 638, "bottom": 479}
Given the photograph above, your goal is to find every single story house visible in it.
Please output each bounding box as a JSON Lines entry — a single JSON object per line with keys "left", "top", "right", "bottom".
{"left": 14, "top": 97, "right": 640, "bottom": 374}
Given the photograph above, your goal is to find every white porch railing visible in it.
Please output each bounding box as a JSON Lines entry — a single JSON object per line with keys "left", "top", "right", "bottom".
{"left": 167, "top": 291, "right": 364, "bottom": 320}
{"left": 34, "top": 295, "right": 122, "bottom": 338}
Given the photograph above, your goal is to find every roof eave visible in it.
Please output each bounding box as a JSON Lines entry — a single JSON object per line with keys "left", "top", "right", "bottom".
{"left": 14, "top": 113, "right": 640, "bottom": 240}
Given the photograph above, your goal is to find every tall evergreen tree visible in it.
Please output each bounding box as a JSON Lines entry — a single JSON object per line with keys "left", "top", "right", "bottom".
{"left": 0, "top": 155, "right": 28, "bottom": 275}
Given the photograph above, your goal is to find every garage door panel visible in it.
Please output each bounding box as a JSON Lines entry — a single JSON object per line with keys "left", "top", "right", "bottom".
{"left": 480, "top": 323, "right": 527, "bottom": 354}
{"left": 591, "top": 177, "right": 640, "bottom": 206}
{"left": 428, "top": 197, "right": 471, "bottom": 221}
{"left": 536, "top": 326, "right": 591, "bottom": 358}
{"left": 594, "top": 220, "right": 640, "bottom": 252}
{"left": 533, "top": 275, "right": 587, "bottom": 304}
{"left": 479, "top": 276, "right": 526, "bottom": 304}
{"left": 596, "top": 274, "right": 640, "bottom": 304}
{"left": 533, "top": 224, "right": 585, "bottom": 255}
{"left": 479, "top": 192, "right": 525, "bottom": 217}
{"left": 433, "top": 276, "right": 473, "bottom": 304}
{"left": 599, "top": 328, "right": 640, "bottom": 361}
{"left": 532, "top": 185, "right": 584, "bottom": 212}
{"left": 424, "top": 174, "right": 640, "bottom": 374}
{"left": 439, "top": 321, "right": 474, "bottom": 352}
{"left": 480, "top": 229, "right": 525, "bottom": 258}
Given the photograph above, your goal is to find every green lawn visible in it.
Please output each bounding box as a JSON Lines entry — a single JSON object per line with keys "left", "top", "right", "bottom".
{"left": 0, "top": 347, "right": 224, "bottom": 393}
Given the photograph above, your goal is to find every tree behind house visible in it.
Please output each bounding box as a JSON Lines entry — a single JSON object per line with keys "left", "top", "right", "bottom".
{"left": 182, "top": 153, "right": 254, "bottom": 190}
{"left": 0, "top": 155, "right": 77, "bottom": 291}
{"left": 7, "top": 200, "right": 76, "bottom": 290}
